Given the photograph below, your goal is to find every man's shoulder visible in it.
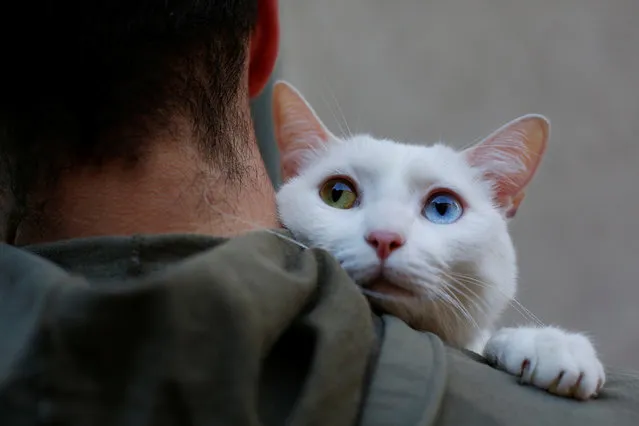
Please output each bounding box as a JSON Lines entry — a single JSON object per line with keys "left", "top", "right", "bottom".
{"left": 0, "top": 232, "right": 376, "bottom": 425}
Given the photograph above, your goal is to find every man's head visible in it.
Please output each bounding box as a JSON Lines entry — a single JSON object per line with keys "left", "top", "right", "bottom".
{"left": 0, "top": 0, "right": 280, "bottom": 243}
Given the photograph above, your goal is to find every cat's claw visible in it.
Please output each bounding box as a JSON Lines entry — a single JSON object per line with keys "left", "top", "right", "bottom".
{"left": 483, "top": 326, "right": 605, "bottom": 400}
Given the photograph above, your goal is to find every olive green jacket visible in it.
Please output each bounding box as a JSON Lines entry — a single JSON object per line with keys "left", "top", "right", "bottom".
{"left": 0, "top": 231, "right": 637, "bottom": 425}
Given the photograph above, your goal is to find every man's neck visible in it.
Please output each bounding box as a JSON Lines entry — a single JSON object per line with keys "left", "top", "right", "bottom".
{"left": 13, "top": 139, "right": 277, "bottom": 245}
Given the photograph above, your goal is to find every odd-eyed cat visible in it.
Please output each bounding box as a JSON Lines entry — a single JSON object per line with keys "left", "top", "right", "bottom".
{"left": 272, "top": 80, "right": 605, "bottom": 400}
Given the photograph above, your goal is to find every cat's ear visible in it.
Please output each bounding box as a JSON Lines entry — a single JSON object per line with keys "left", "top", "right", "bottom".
{"left": 272, "top": 80, "right": 335, "bottom": 181}
{"left": 463, "top": 114, "right": 549, "bottom": 218}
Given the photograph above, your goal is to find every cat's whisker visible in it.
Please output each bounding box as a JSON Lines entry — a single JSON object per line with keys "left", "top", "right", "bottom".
{"left": 602, "top": 371, "right": 639, "bottom": 392}
{"left": 401, "top": 256, "right": 486, "bottom": 333}
{"left": 448, "top": 274, "right": 544, "bottom": 327}
{"left": 609, "top": 368, "right": 639, "bottom": 378}
{"left": 458, "top": 134, "right": 488, "bottom": 151}
{"left": 325, "top": 84, "right": 352, "bottom": 138}
{"left": 203, "top": 202, "right": 310, "bottom": 250}
{"left": 318, "top": 80, "right": 352, "bottom": 138}
{"left": 448, "top": 271, "right": 545, "bottom": 327}
{"left": 403, "top": 257, "right": 540, "bottom": 331}
{"left": 450, "top": 290, "right": 482, "bottom": 332}
{"left": 459, "top": 283, "right": 542, "bottom": 327}
{"left": 411, "top": 285, "right": 439, "bottom": 301}
{"left": 330, "top": 247, "right": 359, "bottom": 262}
{"left": 435, "top": 269, "right": 489, "bottom": 318}
{"left": 264, "top": 230, "right": 310, "bottom": 250}
{"left": 444, "top": 278, "right": 490, "bottom": 320}
{"left": 437, "top": 281, "right": 481, "bottom": 332}
{"left": 506, "top": 299, "right": 545, "bottom": 326}
{"left": 432, "top": 289, "right": 465, "bottom": 333}
{"left": 437, "top": 299, "right": 458, "bottom": 340}
{"left": 319, "top": 91, "right": 348, "bottom": 138}
{"left": 438, "top": 265, "right": 538, "bottom": 326}
{"left": 473, "top": 141, "right": 542, "bottom": 156}
{"left": 430, "top": 294, "right": 448, "bottom": 334}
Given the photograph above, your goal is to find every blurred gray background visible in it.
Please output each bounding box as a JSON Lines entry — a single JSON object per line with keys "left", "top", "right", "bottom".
{"left": 278, "top": 0, "right": 639, "bottom": 367}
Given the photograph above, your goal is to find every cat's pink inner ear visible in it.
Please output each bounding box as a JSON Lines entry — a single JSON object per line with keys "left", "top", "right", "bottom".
{"left": 465, "top": 114, "right": 549, "bottom": 217}
{"left": 272, "top": 81, "right": 332, "bottom": 181}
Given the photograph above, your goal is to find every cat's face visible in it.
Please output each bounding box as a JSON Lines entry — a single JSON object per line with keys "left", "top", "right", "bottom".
{"left": 273, "top": 81, "right": 548, "bottom": 345}
{"left": 278, "top": 135, "right": 512, "bottom": 291}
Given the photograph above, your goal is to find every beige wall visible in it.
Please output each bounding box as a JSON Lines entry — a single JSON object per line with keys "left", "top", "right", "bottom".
{"left": 280, "top": 0, "right": 639, "bottom": 367}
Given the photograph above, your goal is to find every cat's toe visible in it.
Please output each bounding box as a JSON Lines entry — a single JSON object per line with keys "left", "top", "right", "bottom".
{"left": 570, "top": 356, "right": 605, "bottom": 400}
{"left": 483, "top": 327, "right": 541, "bottom": 378}
{"left": 550, "top": 369, "right": 583, "bottom": 397}
{"left": 563, "top": 332, "right": 606, "bottom": 400}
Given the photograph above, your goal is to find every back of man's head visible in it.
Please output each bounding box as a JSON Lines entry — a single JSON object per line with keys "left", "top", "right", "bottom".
{"left": 0, "top": 0, "right": 263, "bottom": 232}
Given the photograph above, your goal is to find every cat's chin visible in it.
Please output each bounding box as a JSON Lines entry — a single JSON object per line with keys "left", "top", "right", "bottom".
{"left": 365, "top": 277, "right": 415, "bottom": 299}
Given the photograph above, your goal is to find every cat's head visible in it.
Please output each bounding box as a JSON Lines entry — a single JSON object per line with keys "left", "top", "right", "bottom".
{"left": 273, "top": 81, "right": 548, "bottom": 345}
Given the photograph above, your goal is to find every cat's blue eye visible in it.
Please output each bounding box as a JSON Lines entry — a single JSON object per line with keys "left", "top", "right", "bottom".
{"left": 423, "top": 192, "right": 463, "bottom": 224}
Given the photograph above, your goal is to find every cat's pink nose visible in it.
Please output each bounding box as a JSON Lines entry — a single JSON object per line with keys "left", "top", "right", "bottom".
{"left": 366, "top": 231, "right": 405, "bottom": 260}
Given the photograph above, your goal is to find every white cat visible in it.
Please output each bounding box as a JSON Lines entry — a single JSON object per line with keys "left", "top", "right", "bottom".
{"left": 271, "top": 80, "right": 605, "bottom": 400}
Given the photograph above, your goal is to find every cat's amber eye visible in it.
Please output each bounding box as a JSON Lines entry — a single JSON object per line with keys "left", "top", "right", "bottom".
{"left": 319, "top": 177, "right": 358, "bottom": 209}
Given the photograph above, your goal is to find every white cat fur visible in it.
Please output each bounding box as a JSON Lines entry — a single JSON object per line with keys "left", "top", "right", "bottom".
{"left": 273, "top": 80, "right": 605, "bottom": 400}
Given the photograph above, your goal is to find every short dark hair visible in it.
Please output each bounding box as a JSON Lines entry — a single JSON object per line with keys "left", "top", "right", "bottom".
{"left": 0, "top": 0, "right": 258, "bottom": 227}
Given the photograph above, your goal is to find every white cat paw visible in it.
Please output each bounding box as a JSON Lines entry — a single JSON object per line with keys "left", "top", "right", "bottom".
{"left": 483, "top": 326, "right": 605, "bottom": 400}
